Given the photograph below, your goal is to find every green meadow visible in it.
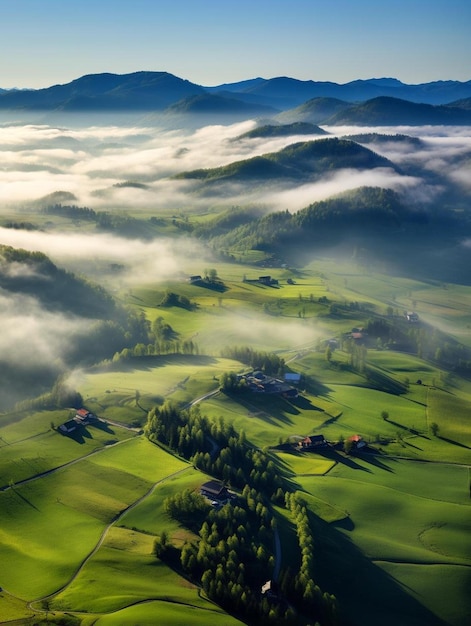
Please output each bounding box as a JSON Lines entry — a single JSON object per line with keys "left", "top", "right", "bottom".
{"left": 89, "top": 601, "right": 245, "bottom": 626}
{"left": 0, "top": 438, "right": 188, "bottom": 599}
{"left": 1, "top": 257, "right": 470, "bottom": 625}
{"left": 295, "top": 458, "right": 471, "bottom": 626}
{"left": 0, "top": 409, "right": 134, "bottom": 486}
{"left": 77, "top": 355, "right": 243, "bottom": 417}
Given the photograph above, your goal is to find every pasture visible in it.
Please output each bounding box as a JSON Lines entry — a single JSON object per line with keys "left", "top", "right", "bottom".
{"left": 1, "top": 257, "right": 470, "bottom": 625}
{"left": 0, "top": 438, "right": 188, "bottom": 599}
{"left": 295, "top": 457, "right": 471, "bottom": 626}
{"left": 76, "top": 355, "right": 242, "bottom": 416}
{"left": 0, "top": 409, "right": 134, "bottom": 487}
{"left": 89, "top": 601, "right": 245, "bottom": 626}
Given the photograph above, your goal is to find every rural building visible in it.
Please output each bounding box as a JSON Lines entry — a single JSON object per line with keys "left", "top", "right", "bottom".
{"left": 75, "top": 408, "right": 95, "bottom": 423}
{"left": 261, "top": 580, "right": 279, "bottom": 598}
{"left": 59, "top": 420, "right": 78, "bottom": 433}
{"left": 299, "top": 434, "right": 329, "bottom": 450}
{"left": 284, "top": 372, "right": 301, "bottom": 384}
{"left": 189, "top": 275, "right": 202, "bottom": 283}
{"left": 350, "top": 327, "right": 367, "bottom": 342}
{"left": 405, "top": 311, "right": 419, "bottom": 323}
{"left": 241, "top": 371, "right": 298, "bottom": 398}
{"left": 200, "top": 480, "right": 231, "bottom": 501}
{"left": 348, "top": 434, "right": 366, "bottom": 449}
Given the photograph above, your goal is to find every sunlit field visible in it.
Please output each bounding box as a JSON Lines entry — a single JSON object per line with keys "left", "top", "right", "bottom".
{"left": 1, "top": 114, "right": 471, "bottom": 626}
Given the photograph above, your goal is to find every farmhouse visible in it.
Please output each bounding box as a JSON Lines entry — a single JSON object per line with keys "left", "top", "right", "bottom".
{"left": 200, "top": 480, "right": 232, "bottom": 502}
{"left": 261, "top": 579, "right": 279, "bottom": 598}
{"left": 298, "top": 434, "right": 329, "bottom": 450}
{"left": 75, "top": 408, "right": 95, "bottom": 423}
{"left": 189, "top": 275, "right": 202, "bottom": 283}
{"left": 348, "top": 434, "right": 366, "bottom": 449}
{"left": 242, "top": 371, "right": 298, "bottom": 398}
{"left": 405, "top": 311, "right": 419, "bottom": 323}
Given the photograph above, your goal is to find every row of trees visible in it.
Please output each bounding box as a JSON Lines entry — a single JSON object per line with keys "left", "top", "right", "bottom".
{"left": 281, "top": 493, "right": 337, "bottom": 622}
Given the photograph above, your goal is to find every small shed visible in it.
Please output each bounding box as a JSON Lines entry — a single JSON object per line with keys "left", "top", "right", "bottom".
{"left": 284, "top": 372, "right": 301, "bottom": 384}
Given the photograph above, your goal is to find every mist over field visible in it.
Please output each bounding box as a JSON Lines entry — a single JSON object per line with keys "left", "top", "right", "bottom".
{"left": 1, "top": 115, "right": 471, "bottom": 411}
{"left": 1, "top": 119, "right": 469, "bottom": 214}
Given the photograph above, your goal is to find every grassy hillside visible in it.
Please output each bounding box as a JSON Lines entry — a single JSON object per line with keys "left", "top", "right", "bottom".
{"left": 1, "top": 255, "right": 470, "bottom": 625}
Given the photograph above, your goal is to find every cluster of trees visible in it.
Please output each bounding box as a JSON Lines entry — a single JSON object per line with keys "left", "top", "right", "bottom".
{"left": 159, "top": 290, "right": 194, "bottom": 310}
{"left": 163, "top": 488, "right": 209, "bottom": 531}
{"left": 210, "top": 187, "right": 408, "bottom": 257}
{"left": 15, "top": 376, "right": 83, "bottom": 412}
{"left": 111, "top": 315, "right": 199, "bottom": 361}
{"left": 156, "top": 486, "right": 287, "bottom": 623}
{"left": 365, "top": 315, "right": 471, "bottom": 371}
{"left": 0, "top": 244, "right": 117, "bottom": 319}
{"left": 144, "top": 402, "right": 283, "bottom": 499}
{"left": 42, "top": 204, "right": 97, "bottom": 221}
{"left": 220, "top": 346, "right": 285, "bottom": 377}
{"left": 42, "top": 203, "right": 155, "bottom": 238}
{"left": 145, "top": 401, "right": 336, "bottom": 624}
{"left": 219, "top": 371, "right": 247, "bottom": 393}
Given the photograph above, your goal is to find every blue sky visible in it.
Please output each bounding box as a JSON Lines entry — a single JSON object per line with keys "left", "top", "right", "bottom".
{"left": 1, "top": 0, "right": 470, "bottom": 88}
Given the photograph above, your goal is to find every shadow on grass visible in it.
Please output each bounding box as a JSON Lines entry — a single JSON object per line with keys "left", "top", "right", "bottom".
{"left": 404, "top": 440, "right": 423, "bottom": 451}
{"left": 12, "top": 488, "right": 40, "bottom": 511}
{"left": 290, "top": 395, "right": 323, "bottom": 412}
{"left": 331, "top": 516, "right": 355, "bottom": 531}
{"left": 236, "top": 394, "right": 295, "bottom": 426}
{"left": 387, "top": 420, "right": 429, "bottom": 440}
{"left": 60, "top": 425, "right": 93, "bottom": 444}
{"left": 89, "top": 420, "right": 115, "bottom": 434}
{"left": 301, "top": 377, "right": 333, "bottom": 397}
{"left": 311, "top": 514, "right": 449, "bottom": 626}
{"left": 437, "top": 435, "right": 471, "bottom": 449}
{"left": 355, "top": 449, "right": 396, "bottom": 473}
{"left": 61, "top": 428, "right": 86, "bottom": 444}
{"left": 194, "top": 280, "right": 228, "bottom": 292}
{"left": 100, "top": 354, "right": 219, "bottom": 374}
{"left": 316, "top": 448, "right": 372, "bottom": 472}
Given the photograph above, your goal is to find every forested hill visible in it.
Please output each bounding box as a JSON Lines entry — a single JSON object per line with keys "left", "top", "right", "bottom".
{"left": 236, "top": 122, "right": 328, "bottom": 139}
{"left": 323, "top": 96, "right": 471, "bottom": 126}
{"left": 0, "top": 246, "right": 116, "bottom": 318}
{"left": 206, "top": 186, "right": 455, "bottom": 263}
{"left": 175, "top": 138, "right": 396, "bottom": 184}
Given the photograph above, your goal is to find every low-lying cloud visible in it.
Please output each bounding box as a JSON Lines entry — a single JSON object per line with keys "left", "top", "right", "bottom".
{"left": 0, "top": 226, "right": 212, "bottom": 287}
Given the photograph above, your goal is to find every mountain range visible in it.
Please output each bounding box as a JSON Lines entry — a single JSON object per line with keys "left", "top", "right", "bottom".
{"left": 1, "top": 71, "right": 471, "bottom": 126}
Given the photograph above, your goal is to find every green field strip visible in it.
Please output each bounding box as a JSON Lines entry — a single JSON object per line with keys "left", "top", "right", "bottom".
{"left": 90, "top": 599, "right": 246, "bottom": 625}
{"left": 373, "top": 561, "right": 471, "bottom": 626}
{"left": 0, "top": 440, "right": 192, "bottom": 599}
{"left": 273, "top": 450, "right": 336, "bottom": 476}
{"left": 298, "top": 473, "right": 471, "bottom": 565}
{"left": 0, "top": 413, "right": 134, "bottom": 486}
{"left": 50, "top": 527, "right": 209, "bottom": 614}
